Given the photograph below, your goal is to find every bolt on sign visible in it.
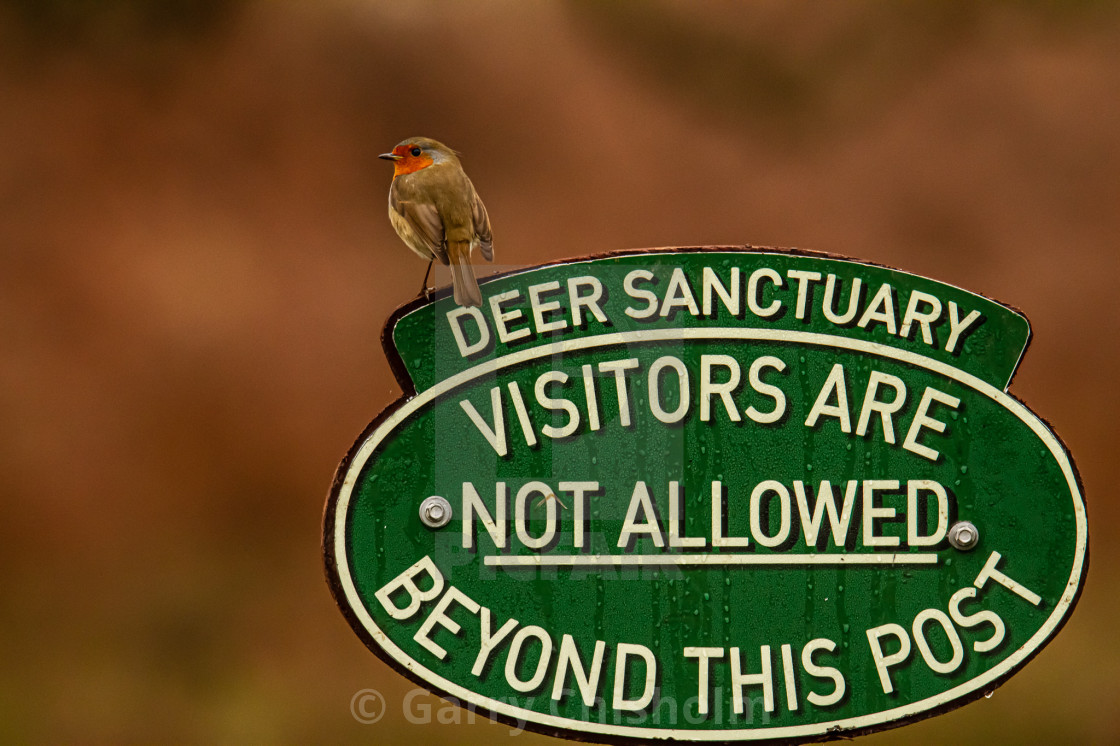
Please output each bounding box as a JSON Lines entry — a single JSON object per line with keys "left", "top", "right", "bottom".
{"left": 323, "top": 247, "right": 1087, "bottom": 743}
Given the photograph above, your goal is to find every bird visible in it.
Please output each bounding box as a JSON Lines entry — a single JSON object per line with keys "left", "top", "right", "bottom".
{"left": 378, "top": 137, "right": 493, "bottom": 307}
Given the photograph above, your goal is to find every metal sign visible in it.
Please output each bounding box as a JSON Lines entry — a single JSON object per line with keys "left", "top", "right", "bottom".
{"left": 323, "top": 247, "right": 1087, "bottom": 742}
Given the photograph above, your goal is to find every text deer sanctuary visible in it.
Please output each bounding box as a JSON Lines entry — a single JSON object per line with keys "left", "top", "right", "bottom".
{"left": 445, "top": 265, "right": 983, "bottom": 359}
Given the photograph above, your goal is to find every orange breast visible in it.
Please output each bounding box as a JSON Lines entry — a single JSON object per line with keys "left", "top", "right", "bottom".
{"left": 393, "top": 152, "right": 435, "bottom": 177}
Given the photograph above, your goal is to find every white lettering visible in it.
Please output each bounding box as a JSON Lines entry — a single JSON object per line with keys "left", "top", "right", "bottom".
{"left": 805, "top": 363, "right": 851, "bottom": 433}
{"left": 462, "top": 482, "right": 506, "bottom": 550}
{"left": 684, "top": 646, "right": 724, "bottom": 715}
{"left": 648, "top": 356, "right": 690, "bottom": 424}
{"left": 504, "top": 626, "right": 553, "bottom": 692}
{"left": 745, "top": 355, "right": 787, "bottom": 424}
{"left": 568, "top": 276, "right": 609, "bottom": 327}
{"left": 618, "top": 482, "right": 665, "bottom": 549}
{"left": 867, "top": 623, "right": 911, "bottom": 694}
{"left": 900, "top": 290, "right": 942, "bottom": 345}
{"left": 613, "top": 643, "right": 657, "bottom": 711}
{"left": 729, "top": 645, "right": 774, "bottom": 714}
{"left": 551, "top": 635, "right": 606, "bottom": 706}
{"left": 373, "top": 555, "right": 445, "bottom": 621}
{"left": 414, "top": 586, "right": 480, "bottom": 660}
{"left": 623, "top": 269, "right": 658, "bottom": 319}
{"left": 946, "top": 301, "right": 983, "bottom": 354}
{"left": 660, "top": 267, "right": 700, "bottom": 317}
{"left": 446, "top": 306, "right": 490, "bottom": 357}
{"left": 750, "top": 480, "right": 791, "bottom": 548}
{"left": 535, "top": 370, "right": 580, "bottom": 438}
{"left": 528, "top": 281, "right": 568, "bottom": 334}
{"left": 802, "top": 638, "right": 845, "bottom": 707}
{"left": 855, "top": 371, "right": 907, "bottom": 444}
{"left": 460, "top": 387, "right": 507, "bottom": 456}
{"left": 598, "top": 358, "right": 640, "bottom": 427}
{"left": 702, "top": 266, "right": 740, "bottom": 317}
{"left": 863, "top": 480, "right": 901, "bottom": 547}
{"left": 787, "top": 269, "right": 821, "bottom": 321}
{"left": 907, "top": 480, "right": 949, "bottom": 546}
{"left": 701, "top": 354, "right": 742, "bottom": 422}
{"left": 902, "top": 386, "right": 960, "bottom": 461}
{"left": 747, "top": 268, "right": 783, "bottom": 318}
{"left": 857, "top": 283, "right": 897, "bottom": 335}
{"left": 489, "top": 289, "right": 531, "bottom": 343}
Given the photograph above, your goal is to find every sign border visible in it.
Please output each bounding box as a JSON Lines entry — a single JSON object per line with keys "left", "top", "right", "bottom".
{"left": 323, "top": 247, "right": 1086, "bottom": 744}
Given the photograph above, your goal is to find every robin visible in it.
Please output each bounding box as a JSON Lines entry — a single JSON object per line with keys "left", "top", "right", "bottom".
{"left": 378, "top": 137, "right": 493, "bottom": 307}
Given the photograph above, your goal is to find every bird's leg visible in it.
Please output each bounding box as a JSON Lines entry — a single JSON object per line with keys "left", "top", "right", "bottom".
{"left": 417, "top": 259, "right": 433, "bottom": 300}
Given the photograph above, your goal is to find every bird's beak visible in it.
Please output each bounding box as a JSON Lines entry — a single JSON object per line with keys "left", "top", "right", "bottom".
{"left": 379, "top": 152, "right": 402, "bottom": 162}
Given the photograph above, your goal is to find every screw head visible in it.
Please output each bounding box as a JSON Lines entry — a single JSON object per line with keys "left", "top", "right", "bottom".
{"left": 948, "top": 520, "right": 979, "bottom": 551}
{"left": 419, "top": 496, "right": 452, "bottom": 529}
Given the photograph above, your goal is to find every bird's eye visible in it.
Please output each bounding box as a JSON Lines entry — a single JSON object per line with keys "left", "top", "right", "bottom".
{"left": 410, "top": 147, "right": 422, "bottom": 157}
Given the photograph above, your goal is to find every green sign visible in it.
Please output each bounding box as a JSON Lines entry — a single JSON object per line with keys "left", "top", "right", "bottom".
{"left": 324, "top": 248, "right": 1087, "bottom": 742}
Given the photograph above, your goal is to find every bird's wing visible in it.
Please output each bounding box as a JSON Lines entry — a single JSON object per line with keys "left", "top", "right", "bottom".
{"left": 471, "top": 190, "right": 494, "bottom": 262}
{"left": 393, "top": 198, "right": 449, "bottom": 264}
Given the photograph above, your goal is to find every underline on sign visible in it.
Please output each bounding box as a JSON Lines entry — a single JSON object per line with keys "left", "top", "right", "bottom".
{"left": 483, "top": 554, "right": 939, "bottom": 567}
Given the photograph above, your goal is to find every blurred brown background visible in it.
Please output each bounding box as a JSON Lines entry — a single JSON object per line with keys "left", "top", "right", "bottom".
{"left": 1, "top": 1, "right": 1116, "bottom": 742}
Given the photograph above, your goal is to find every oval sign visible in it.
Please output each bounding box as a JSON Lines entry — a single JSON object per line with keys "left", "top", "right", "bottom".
{"left": 324, "top": 248, "right": 1087, "bottom": 742}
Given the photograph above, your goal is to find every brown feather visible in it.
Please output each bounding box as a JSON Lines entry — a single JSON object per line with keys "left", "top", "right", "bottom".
{"left": 389, "top": 197, "right": 448, "bottom": 264}
{"left": 472, "top": 191, "right": 494, "bottom": 262}
{"left": 447, "top": 239, "right": 482, "bottom": 307}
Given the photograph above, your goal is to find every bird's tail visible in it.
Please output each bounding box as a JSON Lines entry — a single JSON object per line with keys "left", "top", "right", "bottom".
{"left": 448, "top": 240, "right": 482, "bottom": 307}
